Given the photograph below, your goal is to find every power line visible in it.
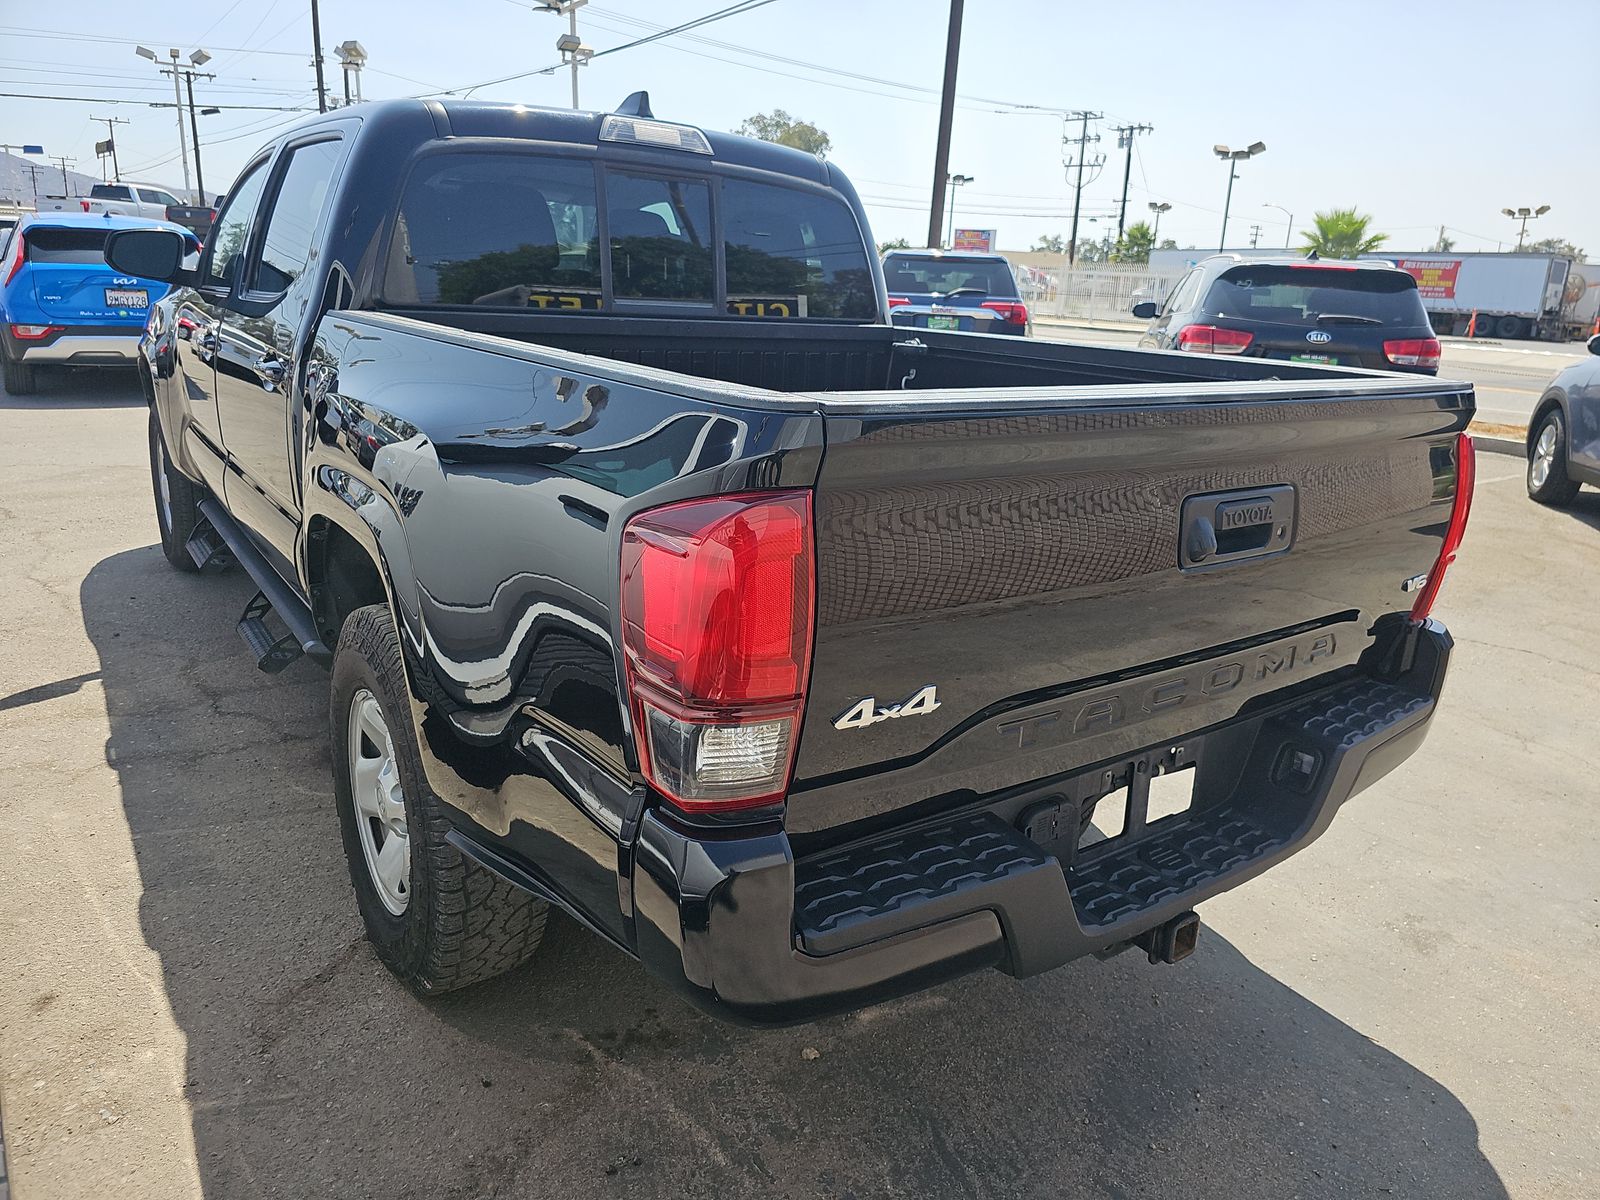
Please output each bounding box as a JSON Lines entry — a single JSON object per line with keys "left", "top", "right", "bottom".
{"left": 443, "top": 0, "right": 780, "bottom": 99}
{"left": 0, "top": 90, "right": 310, "bottom": 111}
{"left": 0, "top": 24, "right": 309, "bottom": 57}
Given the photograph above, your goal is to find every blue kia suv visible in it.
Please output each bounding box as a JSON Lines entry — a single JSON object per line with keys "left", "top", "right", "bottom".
{"left": 0, "top": 211, "right": 195, "bottom": 394}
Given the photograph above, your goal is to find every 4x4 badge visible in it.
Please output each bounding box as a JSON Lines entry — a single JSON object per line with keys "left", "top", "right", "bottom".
{"left": 834, "top": 686, "right": 941, "bottom": 731}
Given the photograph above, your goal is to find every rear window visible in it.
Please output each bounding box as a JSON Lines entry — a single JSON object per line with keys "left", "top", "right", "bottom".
{"left": 883, "top": 254, "right": 1018, "bottom": 298}
{"left": 384, "top": 151, "right": 875, "bottom": 319}
{"left": 90, "top": 185, "right": 131, "bottom": 201}
{"left": 24, "top": 226, "right": 108, "bottom": 264}
{"left": 723, "top": 178, "right": 874, "bottom": 318}
{"left": 1204, "top": 265, "right": 1428, "bottom": 328}
{"left": 386, "top": 153, "right": 603, "bottom": 309}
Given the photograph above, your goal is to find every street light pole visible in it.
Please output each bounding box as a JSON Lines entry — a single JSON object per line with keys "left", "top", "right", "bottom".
{"left": 1262, "top": 203, "right": 1294, "bottom": 248}
{"left": 945, "top": 173, "right": 972, "bottom": 249}
{"left": 1500, "top": 205, "right": 1551, "bottom": 250}
{"left": 1147, "top": 201, "right": 1170, "bottom": 245}
{"left": 1213, "top": 141, "right": 1265, "bottom": 251}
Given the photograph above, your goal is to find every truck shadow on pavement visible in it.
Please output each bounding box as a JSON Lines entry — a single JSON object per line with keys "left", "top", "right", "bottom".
{"left": 0, "top": 367, "right": 147, "bottom": 408}
{"left": 80, "top": 544, "right": 1511, "bottom": 1200}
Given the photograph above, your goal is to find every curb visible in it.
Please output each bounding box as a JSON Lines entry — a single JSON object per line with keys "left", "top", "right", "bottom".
{"left": 1472, "top": 434, "right": 1524, "bottom": 458}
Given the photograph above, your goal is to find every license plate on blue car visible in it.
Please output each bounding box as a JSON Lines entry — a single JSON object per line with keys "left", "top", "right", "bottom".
{"left": 105, "top": 288, "right": 148, "bottom": 308}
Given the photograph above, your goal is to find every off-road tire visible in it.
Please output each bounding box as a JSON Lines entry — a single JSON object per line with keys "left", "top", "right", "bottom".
{"left": 148, "top": 407, "right": 205, "bottom": 571}
{"left": 331, "top": 604, "right": 548, "bottom": 993}
{"left": 1527, "top": 408, "right": 1581, "bottom": 506}
{"left": 3, "top": 355, "right": 37, "bottom": 395}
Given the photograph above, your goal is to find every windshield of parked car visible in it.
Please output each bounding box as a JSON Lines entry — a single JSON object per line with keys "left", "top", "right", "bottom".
{"left": 384, "top": 151, "right": 876, "bottom": 320}
{"left": 1204, "top": 265, "right": 1429, "bottom": 327}
{"left": 23, "top": 226, "right": 110, "bottom": 264}
{"left": 882, "top": 254, "right": 1018, "bottom": 298}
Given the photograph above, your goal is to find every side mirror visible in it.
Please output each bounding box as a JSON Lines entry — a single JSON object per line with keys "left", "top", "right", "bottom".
{"left": 1588, "top": 333, "right": 1600, "bottom": 356}
{"left": 104, "top": 227, "right": 194, "bottom": 285}
{"left": 1132, "top": 301, "right": 1159, "bottom": 319}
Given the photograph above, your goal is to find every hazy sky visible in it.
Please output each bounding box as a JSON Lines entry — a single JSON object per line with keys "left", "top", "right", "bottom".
{"left": 5, "top": 0, "right": 1597, "bottom": 254}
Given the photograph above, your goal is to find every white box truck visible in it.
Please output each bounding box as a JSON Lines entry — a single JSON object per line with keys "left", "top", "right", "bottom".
{"left": 1368, "top": 252, "right": 1575, "bottom": 341}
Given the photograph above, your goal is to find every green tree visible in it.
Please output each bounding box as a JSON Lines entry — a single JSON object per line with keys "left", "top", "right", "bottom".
{"left": 1525, "top": 236, "right": 1585, "bottom": 261}
{"left": 1300, "top": 208, "right": 1388, "bottom": 259}
{"left": 878, "top": 237, "right": 911, "bottom": 254}
{"left": 1031, "top": 233, "right": 1066, "bottom": 254}
{"left": 1158, "top": 238, "right": 1178, "bottom": 250}
{"left": 1432, "top": 233, "right": 1456, "bottom": 252}
{"left": 1113, "top": 221, "right": 1155, "bottom": 264}
{"left": 736, "top": 110, "right": 831, "bottom": 157}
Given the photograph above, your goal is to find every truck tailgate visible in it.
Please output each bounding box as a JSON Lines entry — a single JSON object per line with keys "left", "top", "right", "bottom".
{"left": 788, "top": 379, "right": 1472, "bottom": 837}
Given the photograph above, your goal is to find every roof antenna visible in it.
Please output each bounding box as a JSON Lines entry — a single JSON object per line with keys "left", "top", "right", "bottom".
{"left": 614, "top": 91, "right": 653, "bottom": 118}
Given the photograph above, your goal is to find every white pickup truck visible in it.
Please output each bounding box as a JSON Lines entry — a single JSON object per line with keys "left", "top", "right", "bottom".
{"left": 39, "top": 181, "right": 185, "bottom": 219}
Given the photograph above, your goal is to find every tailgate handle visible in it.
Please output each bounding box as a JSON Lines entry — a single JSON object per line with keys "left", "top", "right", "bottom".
{"left": 1180, "top": 485, "right": 1296, "bottom": 569}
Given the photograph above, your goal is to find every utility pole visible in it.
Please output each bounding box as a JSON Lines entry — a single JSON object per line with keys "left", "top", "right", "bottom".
{"left": 1248, "top": 223, "right": 1262, "bottom": 249}
{"left": 90, "top": 116, "right": 129, "bottom": 181}
{"left": 925, "top": 0, "right": 964, "bottom": 250}
{"left": 310, "top": 0, "right": 328, "bottom": 112}
{"left": 183, "top": 73, "right": 208, "bottom": 201}
{"left": 24, "top": 163, "right": 44, "bottom": 200}
{"left": 51, "top": 156, "right": 76, "bottom": 195}
{"left": 1111, "top": 123, "right": 1153, "bottom": 239}
{"left": 1062, "top": 111, "right": 1104, "bottom": 266}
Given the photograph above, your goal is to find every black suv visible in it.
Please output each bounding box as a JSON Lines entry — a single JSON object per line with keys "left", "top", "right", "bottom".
{"left": 1134, "top": 255, "right": 1440, "bottom": 374}
{"left": 883, "top": 248, "right": 1032, "bottom": 336}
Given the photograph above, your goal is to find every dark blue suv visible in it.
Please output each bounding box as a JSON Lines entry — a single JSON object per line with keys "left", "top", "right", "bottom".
{"left": 882, "top": 248, "right": 1032, "bottom": 336}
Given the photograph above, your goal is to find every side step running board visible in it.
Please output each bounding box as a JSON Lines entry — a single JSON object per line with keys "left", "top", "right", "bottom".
{"left": 198, "top": 497, "right": 332, "bottom": 672}
{"left": 184, "top": 521, "right": 236, "bottom": 574}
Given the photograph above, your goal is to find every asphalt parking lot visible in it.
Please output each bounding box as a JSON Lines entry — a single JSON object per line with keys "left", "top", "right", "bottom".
{"left": 1, "top": 366, "right": 1597, "bottom": 1200}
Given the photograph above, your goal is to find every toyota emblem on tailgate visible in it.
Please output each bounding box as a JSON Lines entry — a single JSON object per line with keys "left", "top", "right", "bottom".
{"left": 1305, "top": 330, "right": 1333, "bottom": 343}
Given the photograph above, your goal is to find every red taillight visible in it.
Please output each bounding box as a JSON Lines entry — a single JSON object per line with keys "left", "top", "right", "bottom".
{"left": 981, "top": 300, "right": 1029, "bottom": 325}
{"left": 1176, "top": 324, "right": 1253, "bottom": 354}
{"left": 1384, "top": 337, "right": 1441, "bottom": 370}
{"left": 8, "top": 324, "right": 60, "bottom": 340}
{"left": 886, "top": 295, "right": 910, "bottom": 308}
{"left": 620, "top": 491, "right": 815, "bottom": 812}
{"left": 3, "top": 236, "right": 24, "bottom": 285}
{"left": 1409, "top": 433, "right": 1475, "bottom": 622}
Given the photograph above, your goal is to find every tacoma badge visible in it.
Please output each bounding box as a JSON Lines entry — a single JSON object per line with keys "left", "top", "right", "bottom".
{"left": 834, "top": 686, "right": 941, "bottom": 731}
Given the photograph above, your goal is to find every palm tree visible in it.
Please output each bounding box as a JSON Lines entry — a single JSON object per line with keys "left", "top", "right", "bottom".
{"left": 1300, "top": 209, "right": 1388, "bottom": 259}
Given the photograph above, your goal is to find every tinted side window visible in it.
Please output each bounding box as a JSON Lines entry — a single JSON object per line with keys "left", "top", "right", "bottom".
{"left": 1163, "top": 269, "right": 1202, "bottom": 316}
{"left": 723, "top": 180, "right": 874, "bottom": 319}
{"left": 137, "top": 188, "right": 165, "bottom": 204}
{"left": 386, "top": 153, "right": 601, "bottom": 307}
{"left": 607, "top": 172, "right": 712, "bottom": 303}
{"left": 204, "top": 161, "right": 270, "bottom": 290}
{"left": 253, "top": 140, "right": 343, "bottom": 295}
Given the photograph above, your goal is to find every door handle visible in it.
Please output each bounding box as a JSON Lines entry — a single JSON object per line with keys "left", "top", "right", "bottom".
{"left": 253, "top": 355, "right": 287, "bottom": 387}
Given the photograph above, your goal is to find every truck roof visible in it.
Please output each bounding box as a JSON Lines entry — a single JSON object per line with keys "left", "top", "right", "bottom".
{"left": 276, "top": 96, "right": 833, "bottom": 187}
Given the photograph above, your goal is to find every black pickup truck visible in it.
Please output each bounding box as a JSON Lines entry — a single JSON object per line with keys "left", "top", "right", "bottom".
{"left": 109, "top": 94, "right": 1475, "bottom": 1025}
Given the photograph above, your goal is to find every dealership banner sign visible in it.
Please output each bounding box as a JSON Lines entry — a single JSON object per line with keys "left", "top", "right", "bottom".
{"left": 952, "top": 228, "right": 996, "bottom": 252}
{"left": 1396, "top": 258, "right": 1462, "bottom": 299}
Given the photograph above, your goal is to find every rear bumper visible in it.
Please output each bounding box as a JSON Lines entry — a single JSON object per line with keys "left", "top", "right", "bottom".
{"left": 631, "top": 620, "right": 1452, "bottom": 1025}
{"left": 4, "top": 325, "right": 143, "bottom": 365}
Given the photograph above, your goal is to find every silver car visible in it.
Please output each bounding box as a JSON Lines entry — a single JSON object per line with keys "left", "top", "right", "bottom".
{"left": 1527, "top": 334, "right": 1600, "bottom": 504}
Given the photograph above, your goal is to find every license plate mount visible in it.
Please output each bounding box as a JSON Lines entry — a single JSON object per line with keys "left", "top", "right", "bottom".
{"left": 926, "top": 314, "right": 960, "bottom": 330}
{"left": 1290, "top": 352, "right": 1338, "bottom": 364}
{"left": 105, "top": 288, "right": 149, "bottom": 308}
